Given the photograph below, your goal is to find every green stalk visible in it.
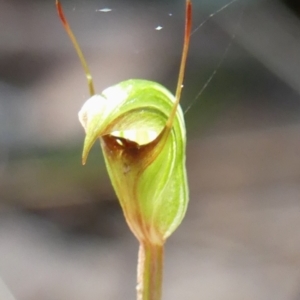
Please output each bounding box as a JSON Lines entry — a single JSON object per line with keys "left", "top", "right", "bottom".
{"left": 137, "top": 242, "right": 164, "bottom": 300}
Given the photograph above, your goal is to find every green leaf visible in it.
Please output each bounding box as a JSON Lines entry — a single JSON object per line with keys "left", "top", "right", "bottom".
{"left": 79, "top": 79, "right": 188, "bottom": 244}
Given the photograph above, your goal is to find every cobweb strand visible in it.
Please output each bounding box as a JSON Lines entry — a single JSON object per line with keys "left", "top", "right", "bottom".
{"left": 184, "top": 0, "right": 246, "bottom": 115}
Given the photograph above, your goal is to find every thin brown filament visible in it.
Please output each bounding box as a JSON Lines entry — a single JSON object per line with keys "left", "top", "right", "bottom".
{"left": 166, "top": 0, "right": 192, "bottom": 129}
{"left": 56, "top": 0, "right": 95, "bottom": 96}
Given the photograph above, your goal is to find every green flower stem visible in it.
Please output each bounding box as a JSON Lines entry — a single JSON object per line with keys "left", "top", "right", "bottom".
{"left": 137, "top": 242, "right": 164, "bottom": 300}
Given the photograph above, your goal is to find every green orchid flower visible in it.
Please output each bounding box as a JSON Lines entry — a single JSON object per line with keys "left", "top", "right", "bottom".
{"left": 78, "top": 79, "right": 188, "bottom": 244}
{"left": 56, "top": 1, "right": 192, "bottom": 299}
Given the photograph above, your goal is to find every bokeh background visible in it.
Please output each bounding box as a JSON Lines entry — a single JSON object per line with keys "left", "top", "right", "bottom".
{"left": 1, "top": 0, "right": 300, "bottom": 299}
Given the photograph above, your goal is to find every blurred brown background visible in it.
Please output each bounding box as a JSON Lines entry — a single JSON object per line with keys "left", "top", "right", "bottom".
{"left": 1, "top": 0, "right": 300, "bottom": 299}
